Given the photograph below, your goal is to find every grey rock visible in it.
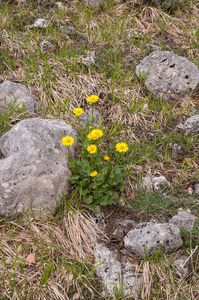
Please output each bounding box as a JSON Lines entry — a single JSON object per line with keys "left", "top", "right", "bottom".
{"left": 146, "top": 43, "right": 161, "bottom": 51}
{"left": 28, "top": 19, "right": 52, "bottom": 29}
{"left": 94, "top": 243, "right": 141, "bottom": 297}
{"left": 146, "top": 132, "right": 155, "bottom": 139}
{"left": 124, "top": 222, "right": 183, "bottom": 258}
{"left": 136, "top": 51, "right": 199, "bottom": 101}
{"left": 87, "top": 0, "right": 107, "bottom": 5}
{"left": 187, "top": 187, "right": 193, "bottom": 195}
{"left": 195, "top": 183, "right": 199, "bottom": 195}
{"left": 172, "top": 255, "right": 190, "bottom": 279}
{"left": 151, "top": 0, "right": 178, "bottom": 9}
{"left": 142, "top": 172, "right": 170, "bottom": 191}
{"left": 169, "top": 209, "right": 197, "bottom": 232}
{"left": 55, "top": 1, "right": 67, "bottom": 10}
{"left": 112, "top": 219, "right": 137, "bottom": 236}
{"left": 172, "top": 143, "right": 184, "bottom": 158}
{"left": 40, "top": 41, "right": 53, "bottom": 52}
{"left": 86, "top": 83, "right": 95, "bottom": 94}
{"left": 80, "top": 51, "right": 96, "bottom": 67}
{"left": 0, "top": 81, "right": 39, "bottom": 114}
{"left": 79, "top": 107, "right": 100, "bottom": 125}
{"left": 176, "top": 114, "right": 199, "bottom": 135}
{"left": 0, "top": 118, "right": 77, "bottom": 218}
{"left": 60, "top": 26, "right": 75, "bottom": 36}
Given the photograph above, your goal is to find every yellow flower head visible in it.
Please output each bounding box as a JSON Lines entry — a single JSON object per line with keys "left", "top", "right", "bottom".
{"left": 90, "top": 170, "right": 98, "bottom": 177}
{"left": 104, "top": 155, "right": 110, "bottom": 161}
{"left": 61, "top": 136, "right": 74, "bottom": 146}
{"left": 73, "top": 107, "right": 84, "bottom": 116}
{"left": 86, "top": 95, "right": 99, "bottom": 104}
{"left": 115, "top": 142, "right": 128, "bottom": 153}
{"left": 87, "top": 133, "right": 95, "bottom": 140}
{"left": 90, "top": 129, "right": 103, "bottom": 140}
{"left": 87, "top": 144, "right": 97, "bottom": 154}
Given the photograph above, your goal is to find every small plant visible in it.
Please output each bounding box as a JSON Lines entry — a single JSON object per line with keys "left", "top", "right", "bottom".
{"left": 61, "top": 95, "right": 128, "bottom": 213}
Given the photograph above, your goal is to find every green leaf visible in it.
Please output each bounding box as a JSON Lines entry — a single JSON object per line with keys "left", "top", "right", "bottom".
{"left": 86, "top": 204, "right": 100, "bottom": 213}
{"left": 84, "top": 195, "right": 93, "bottom": 204}
{"left": 79, "top": 160, "right": 91, "bottom": 173}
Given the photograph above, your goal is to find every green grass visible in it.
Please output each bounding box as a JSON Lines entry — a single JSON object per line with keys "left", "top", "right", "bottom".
{"left": 0, "top": 0, "right": 199, "bottom": 298}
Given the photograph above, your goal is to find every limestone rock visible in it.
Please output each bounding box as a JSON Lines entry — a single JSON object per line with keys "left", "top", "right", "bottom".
{"left": 60, "top": 26, "right": 75, "bottom": 36}
{"left": 112, "top": 219, "right": 138, "bottom": 236}
{"left": 172, "top": 143, "right": 184, "bottom": 158}
{"left": 176, "top": 114, "right": 199, "bottom": 135}
{"left": 195, "top": 183, "right": 199, "bottom": 195}
{"left": 146, "top": 43, "right": 160, "bottom": 51}
{"left": 0, "top": 81, "right": 39, "bottom": 114}
{"left": 55, "top": 1, "right": 67, "bottom": 10}
{"left": 0, "top": 118, "right": 77, "bottom": 218}
{"left": 28, "top": 19, "right": 52, "bottom": 29}
{"left": 40, "top": 41, "right": 54, "bottom": 52}
{"left": 79, "top": 107, "right": 100, "bottom": 125}
{"left": 124, "top": 222, "right": 183, "bottom": 258}
{"left": 87, "top": 0, "right": 107, "bottom": 5}
{"left": 172, "top": 255, "right": 190, "bottom": 279}
{"left": 150, "top": 0, "right": 178, "bottom": 9}
{"left": 136, "top": 51, "right": 199, "bottom": 101}
{"left": 94, "top": 243, "right": 141, "bottom": 297}
{"left": 86, "top": 83, "right": 95, "bottom": 94}
{"left": 169, "top": 209, "right": 197, "bottom": 232}
{"left": 142, "top": 172, "right": 170, "bottom": 191}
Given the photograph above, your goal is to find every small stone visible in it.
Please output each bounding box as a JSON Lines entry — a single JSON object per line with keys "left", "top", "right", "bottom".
{"left": 176, "top": 114, "right": 199, "bottom": 135}
{"left": 55, "top": 1, "right": 67, "bottom": 10}
{"left": 169, "top": 209, "right": 197, "bottom": 232}
{"left": 172, "top": 143, "right": 184, "bottom": 158}
{"left": 142, "top": 172, "right": 170, "bottom": 191}
{"left": 172, "top": 255, "right": 190, "bottom": 279}
{"left": 40, "top": 41, "right": 53, "bottom": 52}
{"left": 86, "top": 84, "right": 95, "bottom": 94}
{"left": 187, "top": 187, "right": 193, "bottom": 195}
{"left": 146, "top": 132, "right": 155, "bottom": 139}
{"left": 94, "top": 243, "right": 141, "bottom": 297}
{"left": 195, "top": 183, "right": 199, "bottom": 195}
{"left": 79, "top": 107, "right": 101, "bottom": 125}
{"left": 60, "top": 26, "right": 75, "bottom": 35}
{"left": 136, "top": 51, "right": 199, "bottom": 102}
{"left": 146, "top": 43, "right": 161, "bottom": 51}
{"left": 0, "top": 81, "right": 39, "bottom": 114}
{"left": 124, "top": 222, "right": 183, "bottom": 258}
{"left": 80, "top": 51, "right": 95, "bottom": 67}
{"left": 151, "top": 0, "right": 178, "bottom": 9}
{"left": 86, "top": 0, "right": 107, "bottom": 5}
{"left": 28, "top": 19, "right": 52, "bottom": 29}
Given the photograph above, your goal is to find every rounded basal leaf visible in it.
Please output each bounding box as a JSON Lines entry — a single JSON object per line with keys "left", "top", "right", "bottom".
{"left": 84, "top": 195, "right": 93, "bottom": 204}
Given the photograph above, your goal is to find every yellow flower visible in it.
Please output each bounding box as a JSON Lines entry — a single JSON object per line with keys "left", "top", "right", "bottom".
{"left": 87, "top": 144, "right": 97, "bottom": 154}
{"left": 104, "top": 155, "right": 110, "bottom": 161}
{"left": 115, "top": 142, "right": 128, "bottom": 153}
{"left": 73, "top": 107, "right": 84, "bottom": 116}
{"left": 90, "top": 170, "right": 98, "bottom": 177}
{"left": 91, "top": 129, "right": 103, "bottom": 139}
{"left": 87, "top": 133, "right": 95, "bottom": 140}
{"left": 61, "top": 136, "right": 74, "bottom": 146}
{"left": 86, "top": 95, "right": 99, "bottom": 104}
{"left": 89, "top": 126, "right": 93, "bottom": 129}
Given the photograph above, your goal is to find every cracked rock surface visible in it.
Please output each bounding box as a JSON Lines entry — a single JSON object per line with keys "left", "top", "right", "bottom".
{"left": 94, "top": 243, "right": 141, "bottom": 297}
{"left": 169, "top": 209, "right": 197, "bottom": 232}
{"left": 0, "top": 118, "right": 77, "bottom": 217}
{"left": 0, "top": 81, "right": 39, "bottom": 114}
{"left": 124, "top": 222, "right": 183, "bottom": 258}
{"left": 136, "top": 51, "right": 199, "bottom": 101}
